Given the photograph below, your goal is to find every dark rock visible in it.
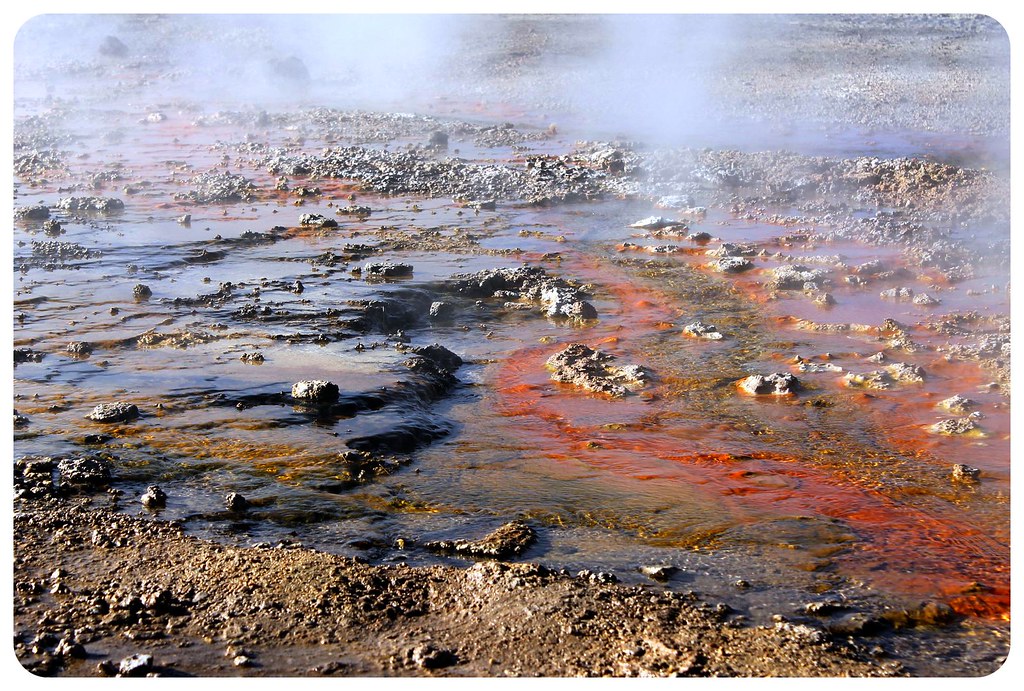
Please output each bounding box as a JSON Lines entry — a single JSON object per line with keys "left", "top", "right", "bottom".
{"left": 225, "top": 492, "right": 250, "bottom": 511}
{"left": 428, "top": 301, "right": 454, "bottom": 320}
{"left": 14, "top": 348, "right": 45, "bottom": 363}
{"left": 827, "top": 613, "right": 889, "bottom": 636}
{"left": 428, "top": 130, "right": 449, "bottom": 148}
{"left": 409, "top": 343, "right": 463, "bottom": 372}
{"left": 132, "top": 284, "right": 152, "bottom": 300}
{"left": 291, "top": 380, "right": 340, "bottom": 403}
{"left": 141, "top": 486, "right": 167, "bottom": 509}
{"left": 364, "top": 261, "right": 414, "bottom": 278}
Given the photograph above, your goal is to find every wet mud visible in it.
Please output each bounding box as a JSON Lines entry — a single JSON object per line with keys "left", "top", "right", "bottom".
{"left": 11, "top": 13, "right": 1011, "bottom": 678}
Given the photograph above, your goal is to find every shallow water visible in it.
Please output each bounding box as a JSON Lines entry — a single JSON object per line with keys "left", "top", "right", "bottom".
{"left": 12, "top": 23, "right": 1011, "bottom": 676}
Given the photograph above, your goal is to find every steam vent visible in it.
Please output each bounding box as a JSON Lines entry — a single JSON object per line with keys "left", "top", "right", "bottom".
{"left": 12, "top": 13, "right": 1011, "bottom": 678}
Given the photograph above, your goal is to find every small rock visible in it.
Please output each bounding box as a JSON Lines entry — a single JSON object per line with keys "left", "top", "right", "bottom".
{"left": 931, "top": 418, "right": 977, "bottom": 436}
{"left": 87, "top": 402, "right": 139, "bottom": 423}
{"left": 298, "top": 213, "right": 338, "bottom": 228}
{"left": 141, "top": 485, "right": 167, "bottom": 509}
{"left": 66, "top": 341, "right": 93, "bottom": 356}
{"left": 424, "top": 520, "right": 536, "bottom": 559}
{"left": 57, "top": 457, "right": 111, "bottom": 486}
{"left": 738, "top": 373, "right": 799, "bottom": 396}
{"left": 428, "top": 301, "right": 455, "bottom": 320}
{"left": 363, "top": 261, "right": 413, "bottom": 277}
{"left": 682, "top": 320, "right": 723, "bottom": 340}
{"left": 291, "top": 379, "right": 340, "bottom": 403}
{"left": 226, "top": 492, "right": 250, "bottom": 511}
{"left": 951, "top": 464, "right": 981, "bottom": 482}
{"left": 118, "top": 653, "right": 154, "bottom": 677}
{"left": 132, "top": 284, "right": 152, "bottom": 300}
{"left": 639, "top": 565, "right": 678, "bottom": 581}
{"left": 428, "top": 130, "right": 449, "bottom": 148}
{"left": 880, "top": 287, "right": 915, "bottom": 301}
{"left": 912, "top": 293, "right": 941, "bottom": 306}
{"left": 709, "top": 256, "right": 753, "bottom": 273}
{"left": 177, "top": 214, "right": 192, "bottom": 225}
{"left": 411, "top": 644, "right": 457, "bottom": 670}
{"left": 938, "top": 394, "right": 975, "bottom": 413}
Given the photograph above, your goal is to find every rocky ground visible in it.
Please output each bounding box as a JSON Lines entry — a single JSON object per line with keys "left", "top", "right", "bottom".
{"left": 13, "top": 494, "right": 895, "bottom": 678}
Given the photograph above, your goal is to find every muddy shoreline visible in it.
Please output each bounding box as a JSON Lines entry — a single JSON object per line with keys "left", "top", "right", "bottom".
{"left": 14, "top": 494, "right": 900, "bottom": 677}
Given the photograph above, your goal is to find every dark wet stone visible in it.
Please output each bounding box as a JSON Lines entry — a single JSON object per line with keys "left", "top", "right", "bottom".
{"left": 42, "top": 219, "right": 64, "bottom": 236}
{"left": 14, "top": 348, "right": 45, "bottom": 363}
{"left": 118, "top": 653, "right": 153, "bottom": 677}
{"left": 428, "top": 301, "right": 454, "bottom": 320}
{"left": 141, "top": 486, "right": 167, "bottom": 509}
{"left": 364, "top": 261, "right": 414, "bottom": 277}
{"left": 132, "top": 284, "right": 152, "bottom": 300}
{"left": 346, "top": 419, "right": 451, "bottom": 454}
{"left": 225, "top": 492, "right": 250, "bottom": 512}
{"left": 424, "top": 520, "right": 536, "bottom": 559}
{"left": 291, "top": 380, "right": 340, "bottom": 403}
{"left": 738, "top": 372, "right": 799, "bottom": 396}
{"left": 827, "top": 613, "right": 889, "bottom": 637}
{"left": 409, "top": 343, "right": 463, "bottom": 372}
{"left": 87, "top": 402, "right": 139, "bottom": 423}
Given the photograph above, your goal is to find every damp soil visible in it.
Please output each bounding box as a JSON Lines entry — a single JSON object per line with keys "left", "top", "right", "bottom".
{"left": 11, "top": 14, "right": 1011, "bottom": 678}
